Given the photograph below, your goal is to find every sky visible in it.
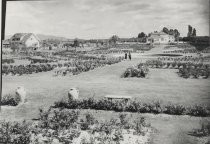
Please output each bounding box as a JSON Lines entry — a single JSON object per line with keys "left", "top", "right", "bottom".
{"left": 5, "top": 0, "right": 209, "bottom": 39}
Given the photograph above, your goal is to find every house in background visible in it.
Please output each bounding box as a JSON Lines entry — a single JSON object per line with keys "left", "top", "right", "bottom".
{"left": 2, "top": 39, "right": 11, "bottom": 48}
{"left": 10, "top": 33, "right": 41, "bottom": 52}
{"left": 147, "top": 31, "right": 175, "bottom": 44}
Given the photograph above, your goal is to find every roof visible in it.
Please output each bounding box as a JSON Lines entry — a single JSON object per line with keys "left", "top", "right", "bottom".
{"left": 149, "top": 31, "right": 174, "bottom": 39}
{"left": 2, "top": 39, "right": 10, "bottom": 44}
{"left": 10, "top": 33, "right": 41, "bottom": 43}
{"left": 151, "top": 31, "right": 168, "bottom": 35}
{"left": 11, "top": 33, "right": 28, "bottom": 39}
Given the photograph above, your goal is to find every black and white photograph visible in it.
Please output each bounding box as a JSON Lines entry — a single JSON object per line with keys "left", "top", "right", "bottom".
{"left": 0, "top": 0, "right": 210, "bottom": 143}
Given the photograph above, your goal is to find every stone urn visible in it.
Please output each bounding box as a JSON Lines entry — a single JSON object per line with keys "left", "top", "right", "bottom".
{"left": 68, "top": 88, "right": 79, "bottom": 101}
{"left": 15, "top": 86, "right": 26, "bottom": 104}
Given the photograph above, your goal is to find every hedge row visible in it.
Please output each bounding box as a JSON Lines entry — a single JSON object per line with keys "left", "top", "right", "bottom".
{"left": 53, "top": 98, "right": 210, "bottom": 117}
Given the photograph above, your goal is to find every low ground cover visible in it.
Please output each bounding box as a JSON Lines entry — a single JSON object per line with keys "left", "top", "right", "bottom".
{"left": 0, "top": 108, "right": 152, "bottom": 144}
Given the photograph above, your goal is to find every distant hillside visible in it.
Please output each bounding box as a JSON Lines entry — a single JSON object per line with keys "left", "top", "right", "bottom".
{"left": 36, "top": 34, "right": 73, "bottom": 41}
{"left": 5, "top": 33, "right": 99, "bottom": 42}
{"left": 5, "top": 35, "right": 12, "bottom": 40}
{"left": 5, "top": 33, "right": 74, "bottom": 41}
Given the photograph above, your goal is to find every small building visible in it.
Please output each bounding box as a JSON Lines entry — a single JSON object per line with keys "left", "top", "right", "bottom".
{"left": 147, "top": 31, "right": 175, "bottom": 44}
{"left": 10, "top": 33, "right": 41, "bottom": 52}
{"left": 2, "top": 39, "right": 11, "bottom": 48}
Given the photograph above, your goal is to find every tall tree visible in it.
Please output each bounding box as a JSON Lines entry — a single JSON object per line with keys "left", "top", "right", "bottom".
{"left": 162, "top": 27, "right": 169, "bottom": 34}
{"left": 187, "top": 25, "right": 193, "bottom": 37}
{"left": 138, "top": 32, "right": 146, "bottom": 38}
{"left": 73, "top": 38, "right": 80, "bottom": 50}
{"left": 109, "top": 35, "right": 119, "bottom": 45}
{"left": 192, "top": 28, "right": 196, "bottom": 37}
{"left": 168, "top": 29, "right": 174, "bottom": 35}
{"left": 174, "top": 29, "right": 180, "bottom": 41}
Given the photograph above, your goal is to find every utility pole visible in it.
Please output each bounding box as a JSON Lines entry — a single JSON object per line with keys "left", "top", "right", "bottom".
{"left": 0, "top": 0, "right": 7, "bottom": 112}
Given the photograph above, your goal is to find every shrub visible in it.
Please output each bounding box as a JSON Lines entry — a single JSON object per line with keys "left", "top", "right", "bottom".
{"left": 122, "top": 64, "right": 149, "bottom": 78}
{"left": 0, "top": 108, "right": 152, "bottom": 144}
{"left": 163, "top": 104, "right": 186, "bottom": 115}
{"left": 178, "top": 66, "right": 209, "bottom": 79}
{"left": 80, "top": 112, "right": 95, "bottom": 130}
{"left": 134, "top": 117, "right": 148, "bottom": 135}
{"left": 190, "top": 120, "right": 210, "bottom": 137}
{"left": 38, "top": 108, "right": 79, "bottom": 130}
{"left": 0, "top": 121, "right": 32, "bottom": 144}
{"left": 53, "top": 98, "right": 210, "bottom": 117}
{"left": 187, "top": 105, "right": 210, "bottom": 117}
{"left": 1, "top": 94, "right": 21, "bottom": 106}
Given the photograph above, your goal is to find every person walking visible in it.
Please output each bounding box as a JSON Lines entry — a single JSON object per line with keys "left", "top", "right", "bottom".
{"left": 128, "top": 52, "right": 131, "bottom": 60}
{"left": 125, "top": 52, "right": 127, "bottom": 60}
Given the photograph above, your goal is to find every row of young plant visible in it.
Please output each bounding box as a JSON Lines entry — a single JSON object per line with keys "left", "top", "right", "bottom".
{"left": 2, "top": 58, "right": 15, "bottom": 64}
{"left": 54, "top": 53, "right": 107, "bottom": 61}
{"left": 163, "top": 49, "right": 203, "bottom": 54}
{"left": 56, "top": 57, "right": 123, "bottom": 76}
{"left": 144, "top": 60, "right": 210, "bottom": 79}
{"left": 164, "top": 44, "right": 191, "bottom": 49}
{"left": 53, "top": 98, "right": 210, "bottom": 117}
{"left": 121, "top": 63, "right": 149, "bottom": 78}
{"left": 0, "top": 108, "right": 151, "bottom": 144}
{"left": 2, "top": 57, "right": 123, "bottom": 76}
{"left": 164, "top": 44, "right": 210, "bottom": 53}
{"left": 157, "top": 56, "right": 207, "bottom": 62}
{"left": 178, "top": 66, "right": 210, "bottom": 79}
{"left": 87, "top": 49, "right": 122, "bottom": 55}
{"left": 2, "top": 64, "right": 54, "bottom": 75}
{"left": 145, "top": 60, "right": 209, "bottom": 69}
{"left": 29, "top": 58, "right": 57, "bottom": 64}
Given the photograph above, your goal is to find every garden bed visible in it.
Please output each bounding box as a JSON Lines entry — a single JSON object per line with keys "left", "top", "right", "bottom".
{"left": 0, "top": 108, "right": 152, "bottom": 144}
{"left": 2, "top": 57, "right": 123, "bottom": 76}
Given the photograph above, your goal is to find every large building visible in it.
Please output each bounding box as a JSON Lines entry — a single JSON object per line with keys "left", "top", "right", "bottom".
{"left": 10, "top": 33, "right": 41, "bottom": 51}
{"left": 147, "top": 31, "right": 175, "bottom": 44}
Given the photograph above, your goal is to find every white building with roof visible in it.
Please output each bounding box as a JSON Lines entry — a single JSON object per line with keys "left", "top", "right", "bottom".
{"left": 147, "top": 31, "right": 175, "bottom": 44}
{"left": 10, "top": 33, "right": 41, "bottom": 51}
